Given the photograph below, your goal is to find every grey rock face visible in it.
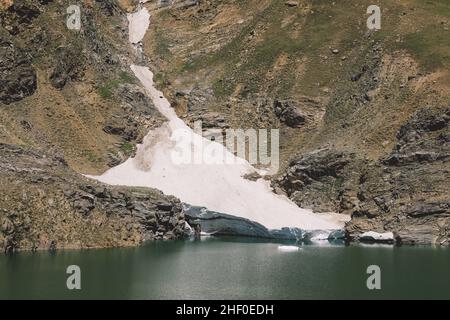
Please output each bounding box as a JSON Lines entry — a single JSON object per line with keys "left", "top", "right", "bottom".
{"left": 0, "top": 35, "right": 37, "bottom": 104}
{"left": 405, "top": 202, "right": 450, "bottom": 218}
{"left": 384, "top": 107, "right": 450, "bottom": 166}
{"left": 395, "top": 224, "right": 442, "bottom": 246}
{"left": 184, "top": 204, "right": 273, "bottom": 238}
{"left": 273, "top": 100, "right": 307, "bottom": 128}
{"left": 0, "top": 1, "right": 41, "bottom": 36}
{"left": 50, "top": 44, "right": 86, "bottom": 89}
{"left": 95, "top": 0, "right": 121, "bottom": 16}
{"left": 0, "top": 2, "right": 45, "bottom": 104}
{"left": 174, "top": 0, "right": 199, "bottom": 10}
{"left": 274, "top": 148, "right": 364, "bottom": 213}
{"left": 347, "top": 107, "right": 450, "bottom": 246}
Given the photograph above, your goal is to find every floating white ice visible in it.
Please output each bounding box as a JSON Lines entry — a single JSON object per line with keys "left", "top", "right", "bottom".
{"left": 277, "top": 246, "right": 301, "bottom": 252}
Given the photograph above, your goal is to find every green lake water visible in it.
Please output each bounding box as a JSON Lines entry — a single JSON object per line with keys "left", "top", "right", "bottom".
{"left": 1, "top": 237, "right": 449, "bottom": 300}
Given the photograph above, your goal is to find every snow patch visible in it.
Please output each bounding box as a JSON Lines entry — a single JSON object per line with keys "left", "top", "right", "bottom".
{"left": 360, "top": 231, "right": 394, "bottom": 242}
{"left": 127, "top": 7, "right": 150, "bottom": 44}
{"left": 87, "top": 3, "right": 350, "bottom": 232}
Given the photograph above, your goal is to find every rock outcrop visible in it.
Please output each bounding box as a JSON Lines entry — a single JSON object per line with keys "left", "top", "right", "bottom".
{"left": 49, "top": 43, "right": 86, "bottom": 89}
{"left": 346, "top": 107, "right": 450, "bottom": 245}
{"left": 276, "top": 107, "right": 450, "bottom": 246}
{"left": 273, "top": 100, "right": 307, "bottom": 128}
{"left": 274, "top": 149, "right": 366, "bottom": 213}
{"left": 0, "top": 30, "right": 37, "bottom": 104}
{"left": 0, "top": 143, "right": 186, "bottom": 253}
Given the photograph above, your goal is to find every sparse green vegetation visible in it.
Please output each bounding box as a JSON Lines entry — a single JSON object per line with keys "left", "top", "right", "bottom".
{"left": 98, "top": 71, "right": 138, "bottom": 99}
{"left": 120, "top": 142, "right": 134, "bottom": 154}
{"left": 154, "top": 27, "right": 173, "bottom": 59}
{"left": 82, "top": 150, "right": 103, "bottom": 163}
{"left": 413, "top": 0, "right": 450, "bottom": 17}
{"left": 98, "top": 84, "right": 114, "bottom": 99}
{"left": 185, "top": 0, "right": 364, "bottom": 98}
{"left": 401, "top": 25, "right": 450, "bottom": 73}
{"left": 154, "top": 72, "right": 169, "bottom": 87}
{"left": 119, "top": 71, "right": 137, "bottom": 84}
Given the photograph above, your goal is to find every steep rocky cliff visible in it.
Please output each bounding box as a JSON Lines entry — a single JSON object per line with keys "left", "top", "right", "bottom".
{"left": 142, "top": 0, "right": 450, "bottom": 245}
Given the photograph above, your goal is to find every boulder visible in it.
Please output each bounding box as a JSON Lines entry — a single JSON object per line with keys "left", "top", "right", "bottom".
{"left": 395, "top": 224, "right": 443, "bottom": 245}
{"left": 273, "top": 100, "right": 306, "bottom": 128}
{"left": 358, "top": 231, "right": 394, "bottom": 243}
{"left": 285, "top": 1, "right": 299, "bottom": 7}
{"left": 328, "top": 229, "right": 346, "bottom": 240}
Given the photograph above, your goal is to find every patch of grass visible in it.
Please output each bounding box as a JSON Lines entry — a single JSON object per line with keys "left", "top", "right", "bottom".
{"left": 412, "top": 0, "right": 450, "bottom": 17}
{"left": 98, "top": 71, "right": 138, "bottom": 99}
{"left": 120, "top": 142, "right": 134, "bottom": 154}
{"left": 199, "top": 0, "right": 363, "bottom": 98}
{"left": 119, "top": 71, "right": 137, "bottom": 84}
{"left": 212, "top": 79, "right": 234, "bottom": 98}
{"left": 154, "top": 27, "right": 173, "bottom": 59}
{"left": 400, "top": 25, "right": 450, "bottom": 72}
{"left": 82, "top": 150, "right": 102, "bottom": 163}
{"left": 98, "top": 84, "right": 114, "bottom": 99}
{"left": 153, "top": 72, "right": 169, "bottom": 88}
{"left": 208, "top": 1, "right": 303, "bottom": 97}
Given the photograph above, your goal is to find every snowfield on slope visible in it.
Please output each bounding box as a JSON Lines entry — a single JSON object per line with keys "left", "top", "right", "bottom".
{"left": 88, "top": 7, "right": 349, "bottom": 231}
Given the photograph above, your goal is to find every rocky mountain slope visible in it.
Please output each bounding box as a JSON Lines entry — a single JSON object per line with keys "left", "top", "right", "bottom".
{"left": 0, "top": 0, "right": 165, "bottom": 174}
{"left": 0, "top": 0, "right": 186, "bottom": 252}
{"left": 1, "top": 0, "right": 449, "bottom": 249}
{"left": 143, "top": 0, "right": 450, "bottom": 245}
